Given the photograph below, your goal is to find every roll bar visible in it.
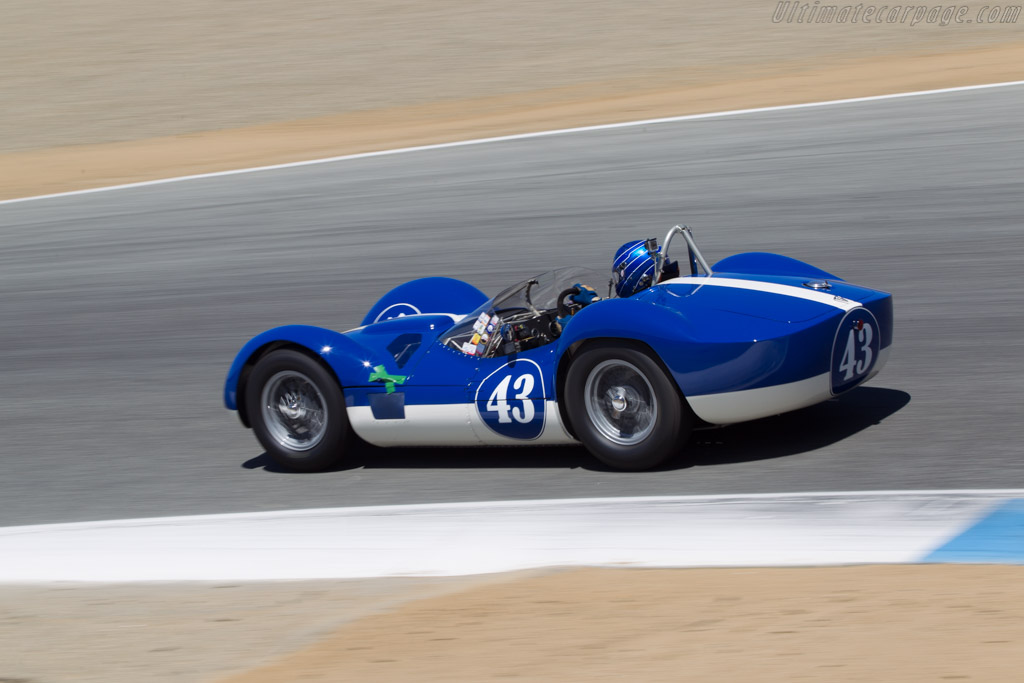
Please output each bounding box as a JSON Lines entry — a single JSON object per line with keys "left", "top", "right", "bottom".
{"left": 653, "top": 225, "right": 713, "bottom": 282}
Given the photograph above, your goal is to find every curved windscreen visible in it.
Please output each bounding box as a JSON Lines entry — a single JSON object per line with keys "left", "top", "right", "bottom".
{"left": 443, "top": 267, "right": 607, "bottom": 357}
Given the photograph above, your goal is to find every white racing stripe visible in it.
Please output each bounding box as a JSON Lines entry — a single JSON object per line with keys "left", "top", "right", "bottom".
{"left": 0, "top": 490, "right": 1021, "bottom": 581}
{"left": 2, "top": 80, "right": 1023, "bottom": 206}
{"left": 661, "top": 276, "right": 862, "bottom": 311}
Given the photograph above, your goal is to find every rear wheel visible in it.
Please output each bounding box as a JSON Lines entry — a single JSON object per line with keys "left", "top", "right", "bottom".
{"left": 565, "top": 343, "right": 691, "bottom": 471}
{"left": 245, "top": 349, "right": 350, "bottom": 472}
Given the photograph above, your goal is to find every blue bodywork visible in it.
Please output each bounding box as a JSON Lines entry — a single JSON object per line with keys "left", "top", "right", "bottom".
{"left": 225, "top": 252, "right": 893, "bottom": 437}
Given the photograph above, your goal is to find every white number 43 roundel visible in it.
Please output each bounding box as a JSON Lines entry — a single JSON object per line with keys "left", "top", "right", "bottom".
{"left": 831, "top": 309, "right": 880, "bottom": 395}
{"left": 476, "top": 360, "right": 545, "bottom": 440}
{"left": 486, "top": 374, "right": 535, "bottom": 424}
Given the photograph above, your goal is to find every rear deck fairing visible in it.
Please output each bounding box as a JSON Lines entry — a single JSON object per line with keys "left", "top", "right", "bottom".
{"left": 555, "top": 271, "right": 891, "bottom": 425}
{"left": 647, "top": 273, "right": 892, "bottom": 423}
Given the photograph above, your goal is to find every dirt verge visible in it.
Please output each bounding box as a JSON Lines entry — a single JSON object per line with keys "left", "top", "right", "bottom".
{"left": 0, "top": 573, "right": 515, "bottom": 682}
{"left": 5, "top": 565, "right": 1021, "bottom": 682}
{"left": 4, "top": 43, "right": 1024, "bottom": 200}
{"left": 217, "top": 565, "right": 1024, "bottom": 683}
{"left": 3, "top": 0, "right": 1022, "bottom": 199}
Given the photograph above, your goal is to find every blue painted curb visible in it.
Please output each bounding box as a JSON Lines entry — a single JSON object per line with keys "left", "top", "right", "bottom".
{"left": 923, "top": 499, "right": 1024, "bottom": 564}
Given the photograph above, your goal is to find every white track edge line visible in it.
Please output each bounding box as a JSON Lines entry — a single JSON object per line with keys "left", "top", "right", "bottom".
{"left": 3, "top": 79, "right": 1024, "bottom": 206}
{"left": 4, "top": 489, "right": 1023, "bottom": 534}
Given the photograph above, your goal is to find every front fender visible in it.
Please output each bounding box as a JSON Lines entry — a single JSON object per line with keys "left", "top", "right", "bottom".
{"left": 223, "top": 325, "right": 393, "bottom": 411}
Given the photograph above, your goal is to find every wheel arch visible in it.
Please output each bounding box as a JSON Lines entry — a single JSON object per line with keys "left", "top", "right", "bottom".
{"left": 555, "top": 336, "right": 700, "bottom": 439}
{"left": 225, "top": 325, "right": 392, "bottom": 427}
{"left": 235, "top": 341, "right": 342, "bottom": 429}
{"left": 554, "top": 297, "right": 697, "bottom": 400}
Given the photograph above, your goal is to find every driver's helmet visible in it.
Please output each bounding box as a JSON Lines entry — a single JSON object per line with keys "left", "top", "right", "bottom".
{"left": 612, "top": 240, "right": 657, "bottom": 297}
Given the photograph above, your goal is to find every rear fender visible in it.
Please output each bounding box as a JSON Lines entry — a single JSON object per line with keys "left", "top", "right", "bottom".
{"left": 555, "top": 298, "right": 699, "bottom": 397}
{"left": 556, "top": 297, "right": 696, "bottom": 358}
{"left": 554, "top": 296, "right": 782, "bottom": 400}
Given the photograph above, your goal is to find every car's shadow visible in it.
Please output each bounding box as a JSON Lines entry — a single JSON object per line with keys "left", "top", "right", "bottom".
{"left": 242, "top": 386, "right": 910, "bottom": 474}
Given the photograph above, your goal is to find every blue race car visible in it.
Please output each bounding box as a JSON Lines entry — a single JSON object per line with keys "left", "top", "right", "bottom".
{"left": 224, "top": 226, "right": 892, "bottom": 471}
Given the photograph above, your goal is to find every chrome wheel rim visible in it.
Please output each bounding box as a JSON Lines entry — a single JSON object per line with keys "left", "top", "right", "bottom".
{"left": 260, "top": 370, "right": 328, "bottom": 452}
{"left": 583, "top": 359, "right": 657, "bottom": 446}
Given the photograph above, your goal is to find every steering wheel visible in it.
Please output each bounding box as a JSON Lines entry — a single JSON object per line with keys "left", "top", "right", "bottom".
{"left": 556, "top": 286, "right": 582, "bottom": 319}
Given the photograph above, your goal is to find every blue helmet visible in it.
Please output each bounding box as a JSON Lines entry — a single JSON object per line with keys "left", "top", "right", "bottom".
{"left": 612, "top": 240, "right": 657, "bottom": 297}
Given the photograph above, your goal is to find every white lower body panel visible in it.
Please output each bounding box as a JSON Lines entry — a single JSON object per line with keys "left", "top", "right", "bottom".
{"left": 688, "top": 373, "right": 832, "bottom": 425}
{"left": 688, "top": 345, "right": 891, "bottom": 425}
{"left": 348, "top": 401, "right": 578, "bottom": 447}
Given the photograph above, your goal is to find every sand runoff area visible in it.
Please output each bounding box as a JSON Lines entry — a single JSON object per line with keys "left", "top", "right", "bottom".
{"left": 3, "top": 566, "right": 1023, "bottom": 681}
{"left": 2, "top": 1, "right": 1022, "bottom": 680}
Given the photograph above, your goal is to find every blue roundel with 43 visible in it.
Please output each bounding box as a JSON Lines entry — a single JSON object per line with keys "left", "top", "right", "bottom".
{"left": 474, "top": 359, "right": 546, "bottom": 440}
{"left": 830, "top": 308, "right": 880, "bottom": 395}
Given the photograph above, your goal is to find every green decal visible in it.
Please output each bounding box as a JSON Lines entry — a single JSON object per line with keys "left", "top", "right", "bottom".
{"left": 368, "top": 365, "right": 407, "bottom": 394}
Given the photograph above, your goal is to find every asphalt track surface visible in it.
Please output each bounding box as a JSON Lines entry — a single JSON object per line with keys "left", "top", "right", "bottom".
{"left": 3, "top": 86, "right": 1023, "bottom": 526}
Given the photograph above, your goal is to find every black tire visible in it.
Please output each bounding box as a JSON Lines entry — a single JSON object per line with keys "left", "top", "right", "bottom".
{"left": 564, "top": 342, "right": 691, "bottom": 471}
{"left": 245, "top": 349, "right": 351, "bottom": 472}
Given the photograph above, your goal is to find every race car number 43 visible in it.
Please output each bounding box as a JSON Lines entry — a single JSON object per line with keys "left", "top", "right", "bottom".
{"left": 831, "top": 308, "right": 880, "bottom": 395}
{"left": 475, "top": 359, "right": 546, "bottom": 440}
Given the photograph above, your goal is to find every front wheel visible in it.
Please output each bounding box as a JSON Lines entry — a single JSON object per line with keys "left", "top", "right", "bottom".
{"left": 565, "top": 343, "right": 691, "bottom": 471}
{"left": 245, "top": 349, "right": 351, "bottom": 472}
